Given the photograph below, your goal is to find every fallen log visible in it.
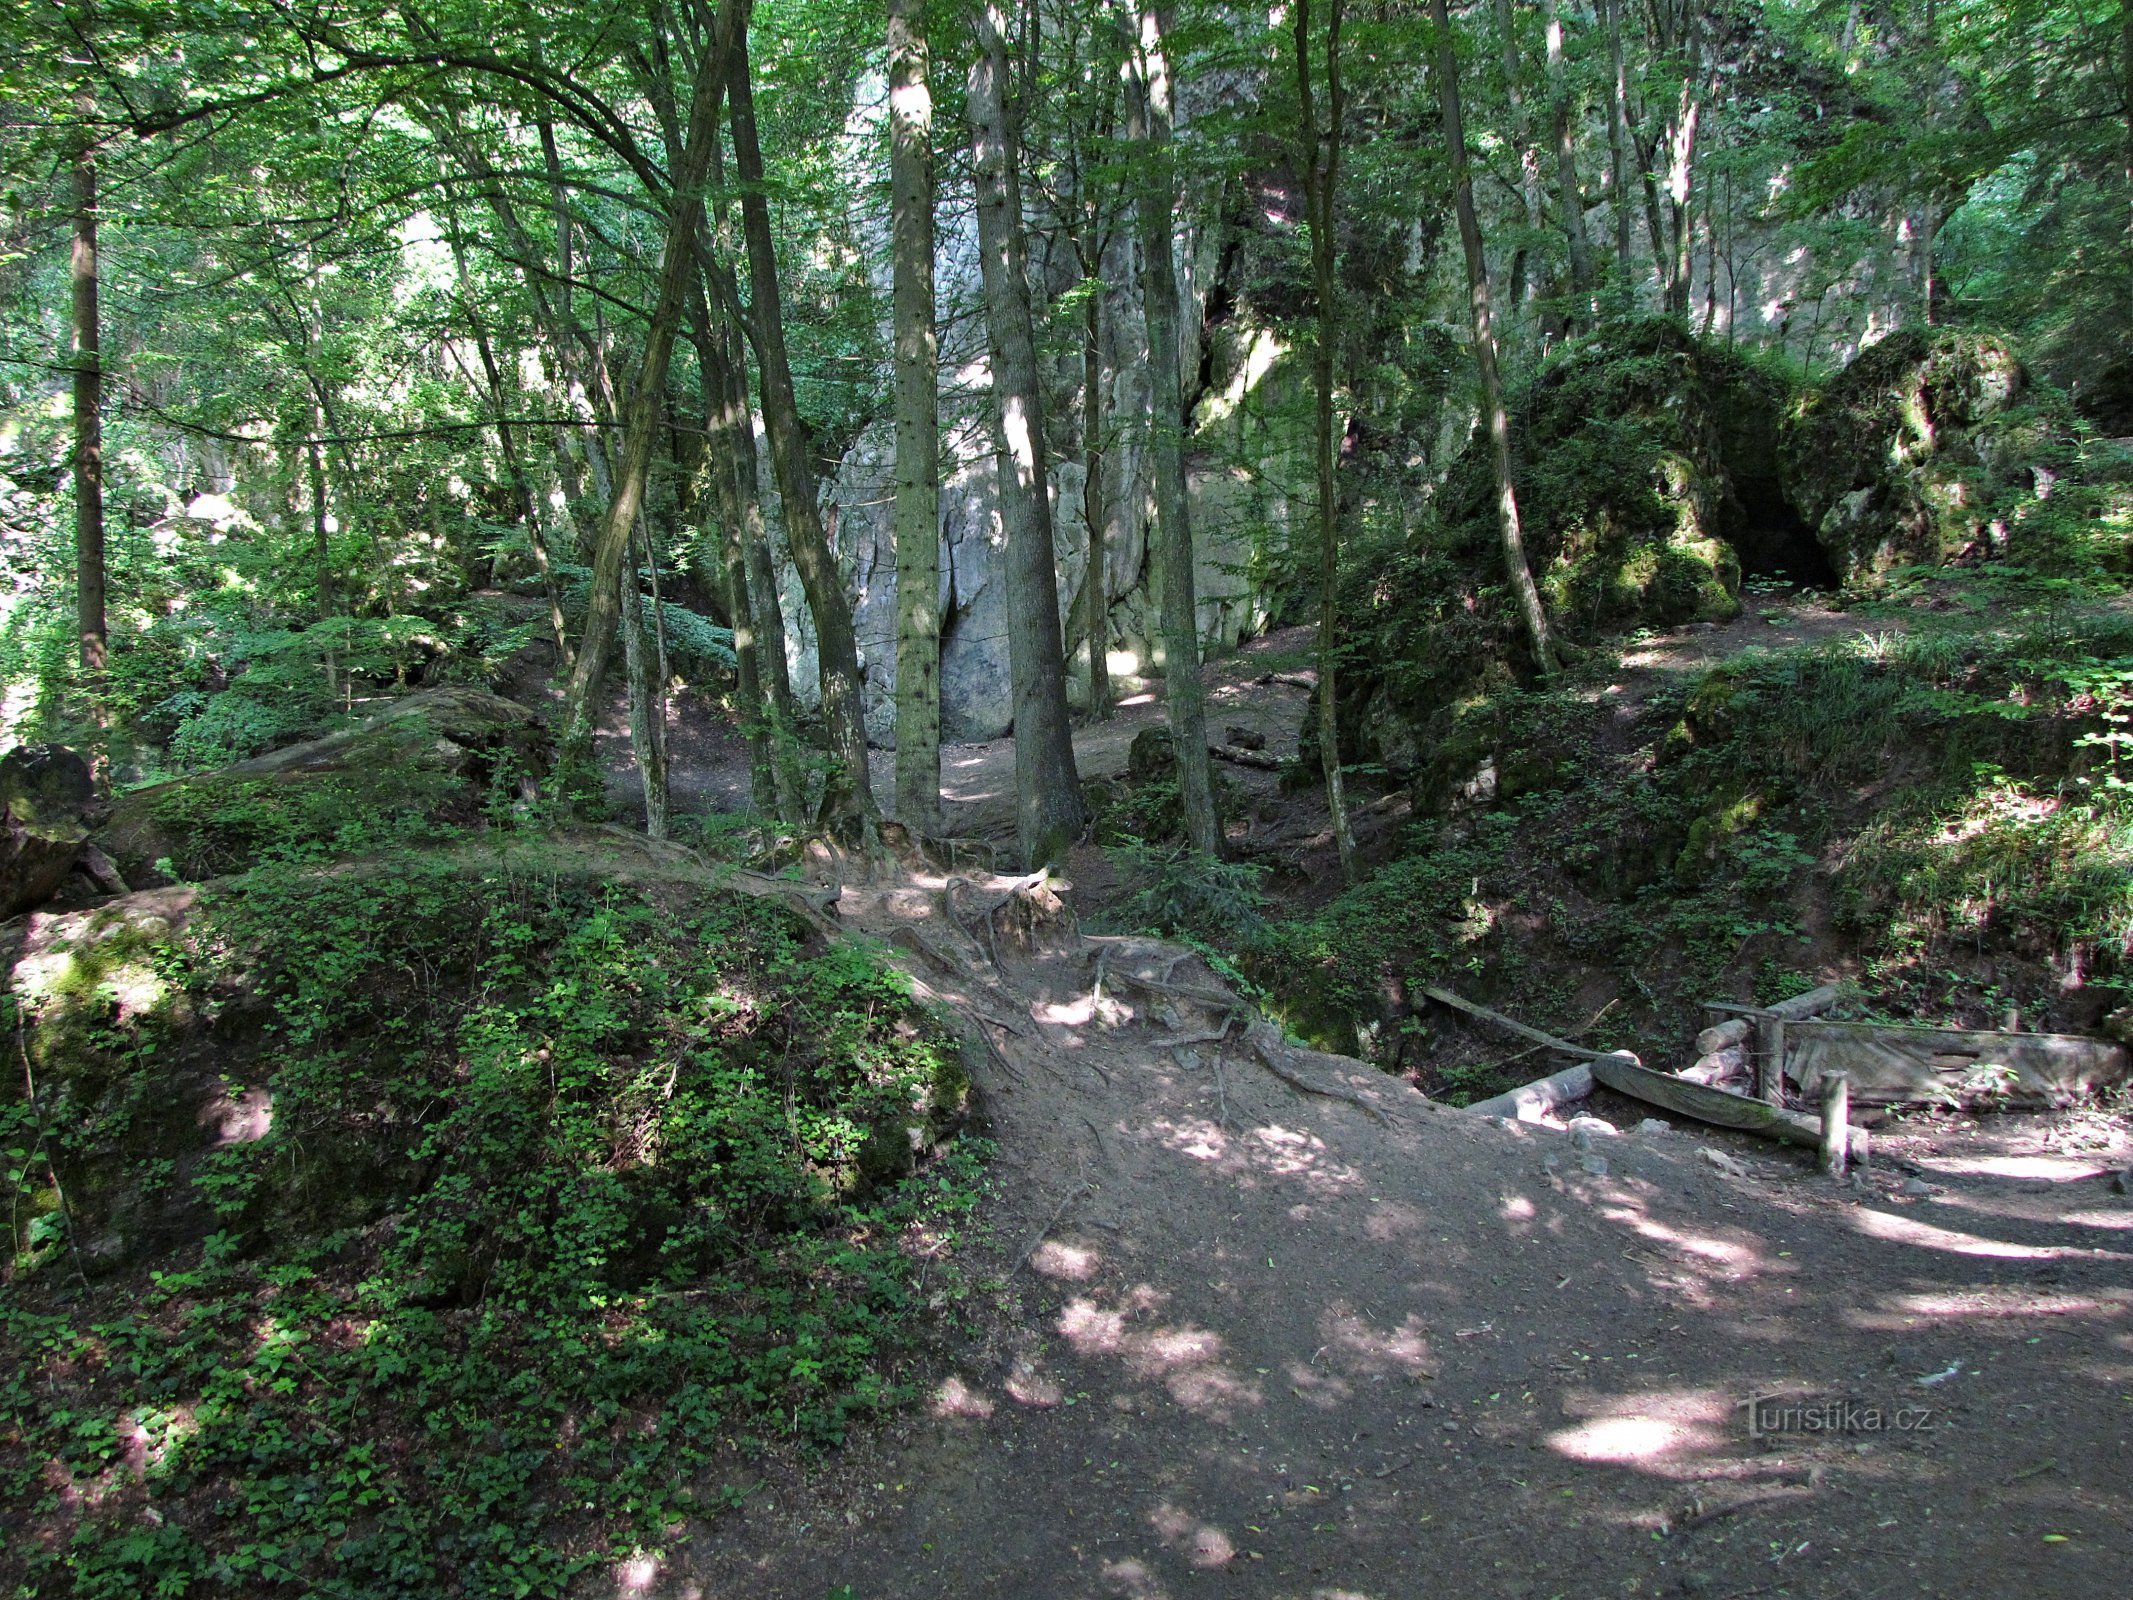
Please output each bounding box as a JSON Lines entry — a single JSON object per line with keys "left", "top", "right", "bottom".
{"left": 1590, "top": 1055, "right": 1849, "bottom": 1151}
{"left": 1466, "top": 1053, "right": 1640, "bottom": 1122}
{"left": 1209, "top": 743, "right": 1281, "bottom": 771}
{"left": 1421, "top": 984, "right": 1635, "bottom": 1064}
{"left": 1702, "top": 983, "right": 1842, "bottom": 1024}
{"left": 1679, "top": 1045, "right": 1749, "bottom": 1089}
{"left": 1695, "top": 1017, "right": 1752, "bottom": 1055}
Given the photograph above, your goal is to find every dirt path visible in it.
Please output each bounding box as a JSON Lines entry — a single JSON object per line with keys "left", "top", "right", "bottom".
{"left": 610, "top": 857, "right": 2133, "bottom": 1600}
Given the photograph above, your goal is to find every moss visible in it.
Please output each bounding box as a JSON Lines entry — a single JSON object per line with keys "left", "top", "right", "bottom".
{"left": 1335, "top": 321, "right": 1799, "bottom": 777}
{"left": 1781, "top": 328, "right": 2100, "bottom": 583}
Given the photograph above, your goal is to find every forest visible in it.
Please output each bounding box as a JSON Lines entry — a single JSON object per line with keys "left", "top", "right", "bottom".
{"left": 3, "top": 0, "right": 2132, "bottom": 1596}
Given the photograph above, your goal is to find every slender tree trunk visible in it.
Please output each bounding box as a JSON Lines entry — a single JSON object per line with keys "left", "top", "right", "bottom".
{"left": 1601, "top": 0, "right": 1636, "bottom": 304}
{"left": 1295, "top": 0, "right": 1357, "bottom": 882}
{"left": 619, "top": 522, "right": 671, "bottom": 837}
{"left": 1432, "top": 0, "right": 1559, "bottom": 674}
{"left": 2124, "top": 0, "right": 2133, "bottom": 254}
{"left": 730, "top": 24, "right": 878, "bottom": 828}
{"left": 967, "top": 0, "right": 1085, "bottom": 865}
{"left": 700, "top": 132, "right": 803, "bottom": 816}
{"left": 687, "top": 270, "right": 783, "bottom": 816}
{"left": 306, "top": 434, "right": 338, "bottom": 693}
{"left": 1130, "top": 6, "right": 1218, "bottom": 860}
{"left": 1663, "top": 74, "right": 1702, "bottom": 317}
{"left": 71, "top": 120, "right": 105, "bottom": 682}
{"left": 1492, "top": 0, "right": 1547, "bottom": 319}
{"left": 889, "top": 0, "right": 943, "bottom": 834}
{"left": 1080, "top": 273, "right": 1111, "bottom": 719}
{"left": 557, "top": 0, "right": 741, "bottom": 786}
{"left": 1545, "top": 0, "right": 1594, "bottom": 330}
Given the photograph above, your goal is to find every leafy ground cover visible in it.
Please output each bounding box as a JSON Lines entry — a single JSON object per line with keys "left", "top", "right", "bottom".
{"left": 1, "top": 839, "right": 985, "bottom": 1599}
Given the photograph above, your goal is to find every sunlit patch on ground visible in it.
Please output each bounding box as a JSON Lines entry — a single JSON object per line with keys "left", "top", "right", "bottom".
{"left": 1853, "top": 1204, "right": 2133, "bottom": 1261}
{"left": 931, "top": 1375, "right": 997, "bottom": 1419}
{"left": 1547, "top": 1388, "right": 1734, "bottom": 1472}
{"left": 1055, "top": 1290, "right": 1264, "bottom": 1422}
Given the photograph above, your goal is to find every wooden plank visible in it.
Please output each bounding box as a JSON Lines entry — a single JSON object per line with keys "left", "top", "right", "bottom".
{"left": 1420, "top": 984, "right": 1634, "bottom": 1065}
{"left": 1784, "top": 1021, "right": 2128, "bottom": 1108}
{"left": 1590, "top": 1056, "right": 1837, "bottom": 1150}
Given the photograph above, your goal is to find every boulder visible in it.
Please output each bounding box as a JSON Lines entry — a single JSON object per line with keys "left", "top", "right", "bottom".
{"left": 1127, "top": 725, "right": 1177, "bottom": 782}
{"left": 0, "top": 741, "right": 97, "bottom": 914}
{"left": 1782, "top": 329, "right": 2080, "bottom": 584}
{"left": 0, "top": 744, "right": 94, "bottom": 825}
{"left": 0, "top": 808, "right": 88, "bottom": 917}
{"left": 1331, "top": 321, "right": 1803, "bottom": 781}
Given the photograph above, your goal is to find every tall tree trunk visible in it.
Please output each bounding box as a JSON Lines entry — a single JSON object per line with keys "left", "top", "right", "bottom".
{"left": 71, "top": 116, "right": 105, "bottom": 683}
{"left": 889, "top": 0, "right": 942, "bottom": 834}
{"left": 729, "top": 24, "right": 878, "bottom": 828}
{"left": 1492, "top": 0, "right": 1547, "bottom": 319}
{"left": 1661, "top": 35, "right": 1703, "bottom": 319}
{"left": 700, "top": 132, "right": 803, "bottom": 816}
{"left": 1130, "top": 5, "right": 1218, "bottom": 860}
{"left": 687, "top": 269, "right": 784, "bottom": 816}
{"left": 967, "top": 0, "right": 1085, "bottom": 865}
{"left": 1080, "top": 271, "right": 1111, "bottom": 719}
{"left": 1432, "top": 0, "right": 1559, "bottom": 674}
{"left": 1601, "top": 0, "right": 1637, "bottom": 304}
{"left": 620, "top": 523, "right": 671, "bottom": 837}
{"left": 1545, "top": 0, "right": 1594, "bottom": 329}
{"left": 557, "top": 0, "right": 741, "bottom": 787}
{"left": 307, "top": 434, "right": 338, "bottom": 694}
{"left": 1295, "top": 0, "right": 1357, "bottom": 882}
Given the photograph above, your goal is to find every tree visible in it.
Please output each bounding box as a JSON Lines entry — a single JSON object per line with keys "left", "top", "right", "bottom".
{"left": 69, "top": 97, "right": 104, "bottom": 688}
{"left": 728, "top": 17, "right": 879, "bottom": 829}
{"left": 1545, "top": 0, "right": 1595, "bottom": 329}
{"left": 556, "top": 0, "right": 744, "bottom": 791}
{"left": 967, "top": 0, "right": 1085, "bottom": 865}
{"left": 1431, "top": 0, "right": 1559, "bottom": 676}
{"left": 889, "top": 0, "right": 942, "bottom": 834}
{"left": 1127, "top": 4, "right": 1219, "bottom": 861}
{"left": 1294, "top": 0, "right": 1358, "bottom": 883}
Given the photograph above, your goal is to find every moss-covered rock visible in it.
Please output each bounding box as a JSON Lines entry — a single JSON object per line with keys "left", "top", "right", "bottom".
{"left": 98, "top": 684, "right": 547, "bottom": 882}
{"left": 1450, "top": 318, "right": 1798, "bottom": 632}
{"left": 1332, "top": 321, "right": 1803, "bottom": 779}
{"left": 1781, "top": 328, "right": 2087, "bottom": 583}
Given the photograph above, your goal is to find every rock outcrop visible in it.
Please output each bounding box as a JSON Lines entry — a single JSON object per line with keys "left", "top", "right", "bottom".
{"left": 1782, "top": 329, "right": 2079, "bottom": 583}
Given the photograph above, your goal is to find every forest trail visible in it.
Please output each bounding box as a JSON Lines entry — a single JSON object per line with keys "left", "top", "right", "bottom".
{"left": 633, "top": 842, "right": 2133, "bottom": 1600}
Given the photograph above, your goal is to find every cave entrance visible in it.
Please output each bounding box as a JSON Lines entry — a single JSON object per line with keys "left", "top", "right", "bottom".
{"left": 1733, "top": 494, "right": 1837, "bottom": 589}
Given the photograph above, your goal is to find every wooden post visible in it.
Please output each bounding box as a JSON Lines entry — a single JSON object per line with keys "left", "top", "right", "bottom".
{"left": 1819, "top": 1071, "right": 1850, "bottom": 1177}
{"left": 1755, "top": 1013, "right": 1788, "bottom": 1104}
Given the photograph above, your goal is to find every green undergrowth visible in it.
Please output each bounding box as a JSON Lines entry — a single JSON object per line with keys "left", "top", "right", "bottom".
{"left": 1247, "top": 591, "right": 2133, "bottom": 1102}
{"left": 1, "top": 847, "right": 984, "bottom": 1599}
